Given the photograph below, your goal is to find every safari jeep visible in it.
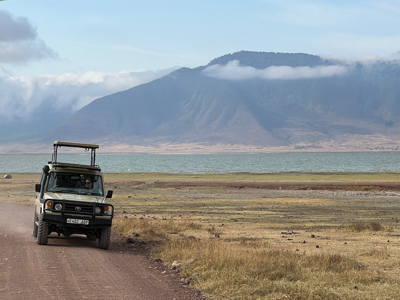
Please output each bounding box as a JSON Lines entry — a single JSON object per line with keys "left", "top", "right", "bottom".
{"left": 33, "top": 141, "right": 114, "bottom": 250}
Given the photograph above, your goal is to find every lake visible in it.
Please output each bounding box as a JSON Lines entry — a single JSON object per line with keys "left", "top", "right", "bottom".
{"left": 0, "top": 152, "right": 399, "bottom": 173}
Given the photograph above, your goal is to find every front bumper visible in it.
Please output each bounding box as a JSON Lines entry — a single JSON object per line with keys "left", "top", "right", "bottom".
{"left": 42, "top": 199, "right": 114, "bottom": 228}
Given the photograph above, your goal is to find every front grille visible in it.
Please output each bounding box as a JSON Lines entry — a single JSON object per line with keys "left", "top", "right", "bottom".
{"left": 64, "top": 202, "right": 93, "bottom": 214}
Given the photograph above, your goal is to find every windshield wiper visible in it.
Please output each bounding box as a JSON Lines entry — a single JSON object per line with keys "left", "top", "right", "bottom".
{"left": 49, "top": 189, "right": 71, "bottom": 193}
{"left": 77, "top": 191, "right": 91, "bottom": 195}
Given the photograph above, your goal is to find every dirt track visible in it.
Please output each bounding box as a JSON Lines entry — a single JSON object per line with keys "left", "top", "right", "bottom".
{"left": 0, "top": 203, "right": 205, "bottom": 300}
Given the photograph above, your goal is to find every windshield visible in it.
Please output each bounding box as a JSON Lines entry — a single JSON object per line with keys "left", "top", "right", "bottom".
{"left": 46, "top": 172, "right": 104, "bottom": 196}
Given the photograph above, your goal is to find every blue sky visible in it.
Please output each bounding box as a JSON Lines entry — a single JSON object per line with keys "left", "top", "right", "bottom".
{"left": 2, "top": 0, "right": 400, "bottom": 75}
{"left": 1, "top": 0, "right": 400, "bottom": 120}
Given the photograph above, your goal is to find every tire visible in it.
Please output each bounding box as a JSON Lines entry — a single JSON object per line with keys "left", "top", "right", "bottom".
{"left": 98, "top": 227, "right": 111, "bottom": 250}
{"left": 33, "top": 211, "right": 38, "bottom": 238}
{"left": 36, "top": 215, "right": 49, "bottom": 245}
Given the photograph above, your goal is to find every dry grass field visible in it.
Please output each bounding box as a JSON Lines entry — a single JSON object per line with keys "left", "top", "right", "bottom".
{"left": 2, "top": 172, "right": 400, "bottom": 299}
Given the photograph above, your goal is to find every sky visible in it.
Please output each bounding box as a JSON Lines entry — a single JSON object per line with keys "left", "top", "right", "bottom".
{"left": 1, "top": 0, "right": 400, "bottom": 120}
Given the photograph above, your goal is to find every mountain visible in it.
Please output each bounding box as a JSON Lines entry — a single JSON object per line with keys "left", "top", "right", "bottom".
{"left": 44, "top": 51, "right": 400, "bottom": 151}
{"left": 0, "top": 107, "right": 71, "bottom": 144}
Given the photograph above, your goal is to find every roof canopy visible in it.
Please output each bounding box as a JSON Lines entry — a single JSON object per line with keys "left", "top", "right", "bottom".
{"left": 52, "top": 141, "right": 99, "bottom": 166}
{"left": 53, "top": 141, "right": 99, "bottom": 150}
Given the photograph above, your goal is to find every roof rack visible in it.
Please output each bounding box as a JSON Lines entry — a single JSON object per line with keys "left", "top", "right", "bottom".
{"left": 52, "top": 141, "right": 99, "bottom": 166}
{"left": 50, "top": 162, "right": 101, "bottom": 171}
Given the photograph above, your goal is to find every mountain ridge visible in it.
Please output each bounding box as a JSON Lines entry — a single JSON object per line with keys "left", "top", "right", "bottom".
{"left": 3, "top": 51, "right": 400, "bottom": 152}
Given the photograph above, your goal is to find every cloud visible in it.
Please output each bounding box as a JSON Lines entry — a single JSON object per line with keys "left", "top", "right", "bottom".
{"left": 0, "top": 10, "right": 36, "bottom": 41}
{"left": 0, "top": 67, "right": 176, "bottom": 120}
{"left": 0, "top": 10, "right": 58, "bottom": 64}
{"left": 320, "top": 52, "right": 400, "bottom": 65}
{"left": 202, "top": 60, "right": 348, "bottom": 81}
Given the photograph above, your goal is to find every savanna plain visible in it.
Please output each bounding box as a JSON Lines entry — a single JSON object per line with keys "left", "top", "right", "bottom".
{"left": 2, "top": 172, "right": 400, "bottom": 300}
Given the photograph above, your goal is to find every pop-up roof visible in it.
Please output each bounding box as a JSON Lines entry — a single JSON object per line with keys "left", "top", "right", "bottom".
{"left": 52, "top": 141, "right": 99, "bottom": 167}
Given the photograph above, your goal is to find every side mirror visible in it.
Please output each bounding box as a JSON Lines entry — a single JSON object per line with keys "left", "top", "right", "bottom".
{"left": 106, "top": 190, "right": 113, "bottom": 199}
{"left": 35, "top": 184, "right": 41, "bottom": 193}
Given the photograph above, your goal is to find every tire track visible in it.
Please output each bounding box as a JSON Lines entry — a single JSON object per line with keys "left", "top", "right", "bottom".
{"left": 0, "top": 203, "right": 205, "bottom": 300}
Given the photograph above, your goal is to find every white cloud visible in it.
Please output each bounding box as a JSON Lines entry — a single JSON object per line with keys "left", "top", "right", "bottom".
{"left": 0, "top": 67, "right": 176, "bottom": 120}
{"left": 0, "top": 10, "right": 58, "bottom": 64}
{"left": 320, "top": 52, "right": 400, "bottom": 65}
{"left": 202, "top": 60, "right": 348, "bottom": 81}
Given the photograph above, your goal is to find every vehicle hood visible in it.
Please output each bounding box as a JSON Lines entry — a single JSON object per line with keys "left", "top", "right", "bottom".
{"left": 44, "top": 192, "right": 105, "bottom": 203}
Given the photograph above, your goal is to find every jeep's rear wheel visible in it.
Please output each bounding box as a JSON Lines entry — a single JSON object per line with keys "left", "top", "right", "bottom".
{"left": 98, "top": 227, "right": 111, "bottom": 250}
{"left": 32, "top": 211, "right": 38, "bottom": 238}
{"left": 36, "top": 215, "right": 49, "bottom": 245}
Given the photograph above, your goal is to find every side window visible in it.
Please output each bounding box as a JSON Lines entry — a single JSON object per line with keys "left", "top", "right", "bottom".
{"left": 92, "top": 177, "right": 104, "bottom": 196}
{"left": 47, "top": 173, "right": 57, "bottom": 191}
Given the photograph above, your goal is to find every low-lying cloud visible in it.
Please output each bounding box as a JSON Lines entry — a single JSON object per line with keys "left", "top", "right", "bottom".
{"left": 0, "top": 10, "right": 58, "bottom": 64}
{"left": 0, "top": 68, "right": 176, "bottom": 120}
{"left": 202, "top": 60, "right": 348, "bottom": 80}
{"left": 320, "top": 52, "right": 400, "bottom": 65}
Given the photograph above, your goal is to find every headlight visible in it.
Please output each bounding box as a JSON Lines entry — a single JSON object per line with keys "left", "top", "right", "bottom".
{"left": 95, "top": 207, "right": 102, "bottom": 214}
{"left": 55, "top": 203, "right": 63, "bottom": 211}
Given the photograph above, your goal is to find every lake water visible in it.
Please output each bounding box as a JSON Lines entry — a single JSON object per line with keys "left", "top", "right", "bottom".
{"left": 0, "top": 152, "right": 399, "bottom": 173}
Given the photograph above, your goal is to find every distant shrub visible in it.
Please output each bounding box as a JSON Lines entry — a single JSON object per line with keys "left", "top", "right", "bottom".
{"left": 344, "top": 221, "right": 384, "bottom": 232}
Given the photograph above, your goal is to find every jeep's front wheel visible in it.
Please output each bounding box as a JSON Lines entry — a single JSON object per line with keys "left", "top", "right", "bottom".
{"left": 98, "top": 227, "right": 111, "bottom": 250}
{"left": 36, "top": 215, "right": 49, "bottom": 245}
{"left": 32, "top": 211, "right": 38, "bottom": 238}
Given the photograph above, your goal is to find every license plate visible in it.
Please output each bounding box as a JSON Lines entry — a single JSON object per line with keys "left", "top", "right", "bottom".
{"left": 67, "top": 218, "right": 89, "bottom": 225}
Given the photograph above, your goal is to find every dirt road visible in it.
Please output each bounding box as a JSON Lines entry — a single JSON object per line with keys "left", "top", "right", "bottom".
{"left": 0, "top": 203, "right": 205, "bottom": 300}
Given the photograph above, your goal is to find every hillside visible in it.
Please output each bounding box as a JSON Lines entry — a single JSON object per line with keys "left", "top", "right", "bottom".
{"left": 44, "top": 51, "right": 400, "bottom": 151}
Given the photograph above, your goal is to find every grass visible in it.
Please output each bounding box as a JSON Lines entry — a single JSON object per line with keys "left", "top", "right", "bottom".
{"left": 104, "top": 172, "right": 400, "bottom": 299}
{"left": 112, "top": 215, "right": 400, "bottom": 299}
{"left": 113, "top": 217, "right": 203, "bottom": 239}
{"left": 156, "top": 238, "right": 375, "bottom": 300}
{"left": 342, "top": 222, "right": 386, "bottom": 232}
{"left": 0, "top": 173, "right": 39, "bottom": 180}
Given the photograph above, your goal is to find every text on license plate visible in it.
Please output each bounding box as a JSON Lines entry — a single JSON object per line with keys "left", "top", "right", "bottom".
{"left": 67, "top": 218, "right": 89, "bottom": 225}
